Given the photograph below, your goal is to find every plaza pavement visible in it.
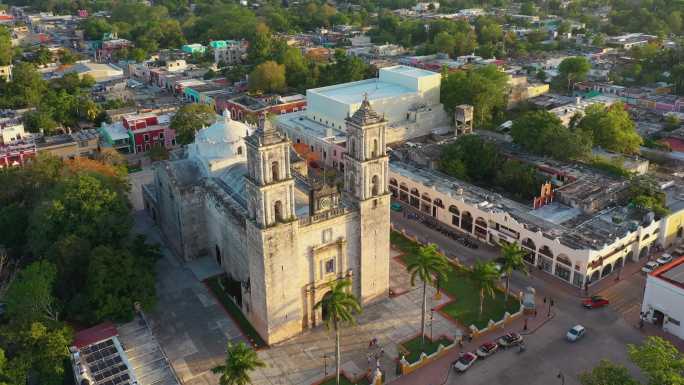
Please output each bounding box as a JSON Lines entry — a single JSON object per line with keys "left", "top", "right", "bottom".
{"left": 133, "top": 209, "right": 466, "bottom": 385}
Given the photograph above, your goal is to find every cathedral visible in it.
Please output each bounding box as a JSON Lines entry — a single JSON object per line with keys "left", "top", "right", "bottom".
{"left": 142, "top": 97, "right": 391, "bottom": 344}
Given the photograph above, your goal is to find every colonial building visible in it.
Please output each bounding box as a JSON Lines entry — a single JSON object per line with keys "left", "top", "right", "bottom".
{"left": 143, "top": 101, "right": 391, "bottom": 344}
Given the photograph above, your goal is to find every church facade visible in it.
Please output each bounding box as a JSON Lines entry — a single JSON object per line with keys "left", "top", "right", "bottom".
{"left": 142, "top": 100, "right": 391, "bottom": 344}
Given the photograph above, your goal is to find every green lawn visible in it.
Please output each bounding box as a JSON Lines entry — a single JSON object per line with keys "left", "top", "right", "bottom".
{"left": 205, "top": 275, "right": 268, "bottom": 348}
{"left": 391, "top": 232, "right": 520, "bottom": 330}
{"left": 318, "top": 375, "right": 371, "bottom": 385}
{"left": 399, "top": 335, "right": 453, "bottom": 363}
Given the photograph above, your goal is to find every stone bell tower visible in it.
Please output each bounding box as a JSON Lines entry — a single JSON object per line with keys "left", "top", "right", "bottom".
{"left": 245, "top": 114, "right": 296, "bottom": 227}
{"left": 344, "top": 94, "right": 391, "bottom": 304}
{"left": 244, "top": 114, "right": 302, "bottom": 344}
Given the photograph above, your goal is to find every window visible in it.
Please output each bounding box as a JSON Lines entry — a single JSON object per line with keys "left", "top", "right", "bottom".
{"left": 237, "top": 146, "right": 243, "bottom": 155}
{"left": 322, "top": 229, "right": 333, "bottom": 243}
{"left": 325, "top": 259, "right": 335, "bottom": 274}
{"left": 143, "top": 134, "right": 149, "bottom": 142}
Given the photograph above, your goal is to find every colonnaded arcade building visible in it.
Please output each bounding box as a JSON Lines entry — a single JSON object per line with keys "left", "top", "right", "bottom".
{"left": 143, "top": 100, "right": 391, "bottom": 344}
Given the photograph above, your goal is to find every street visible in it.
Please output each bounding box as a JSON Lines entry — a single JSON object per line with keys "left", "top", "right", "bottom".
{"left": 390, "top": 207, "right": 648, "bottom": 385}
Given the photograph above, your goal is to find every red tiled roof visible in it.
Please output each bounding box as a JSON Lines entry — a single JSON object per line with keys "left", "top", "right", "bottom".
{"left": 651, "top": 257, "right": 684, "bottom": 291}
{"left": 663, "top": 137, "right": 684, "bottom": 153}
{"left": 73, "top": 322, "right": 118, "bottom": 349}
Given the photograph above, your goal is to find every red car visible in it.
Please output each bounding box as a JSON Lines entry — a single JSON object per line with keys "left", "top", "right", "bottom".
{"left": 582, "top": 296, "right": 609, "bottom": 309}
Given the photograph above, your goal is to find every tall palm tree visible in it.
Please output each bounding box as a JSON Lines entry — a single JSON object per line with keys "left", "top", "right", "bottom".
{"left": 406, "top": 244, "right": 450, "bottom": 346}
{"left": 469, "top": 260, "right": 500, "bottom": 317}
{"left": 314, "top": 278, "right": 362, "bottom": 385}
{"left": 499, "top": 243, "right": 528, "bottom": 300}
{"left": 212, "top": 341, "right": 265, "bottom": 385}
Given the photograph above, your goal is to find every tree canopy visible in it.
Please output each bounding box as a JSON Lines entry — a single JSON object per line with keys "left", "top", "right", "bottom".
{"left": 511, "top": 109, "right": 590, "bottom": 160}
{"left": 578, "top": 103, "right": 642, "bottom": 155}
{"left": 441, "top": 65, "right": 509, "bottom": 129}
{"left": 170, "top": 103, "right": 217, "bottom": 145}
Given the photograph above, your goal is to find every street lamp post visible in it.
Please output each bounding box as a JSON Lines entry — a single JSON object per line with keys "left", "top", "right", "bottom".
{"left": 548, "top": 298, "right": 554, "bottom": 317}
{"left": 557, "top": 371, "right": 565, "bottom": 385}
{"left": 430, "top": 308, "right": 435, "bottom": 340}
{"left": 323, "top": 354, "right": 328, "bottom": 376}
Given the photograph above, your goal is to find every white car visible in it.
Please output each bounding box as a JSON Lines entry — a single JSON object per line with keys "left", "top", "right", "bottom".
{"left": 453, "top": 352, "right": 478, "bottom": 372}
{"left": 566, "top": 325, "right": 586, "bottom": 342}
{"left": 656, "top": 254, "right": 673, "bottom": 265}
{"left": 642, "top": 261, "right": 660, "bottom": 273}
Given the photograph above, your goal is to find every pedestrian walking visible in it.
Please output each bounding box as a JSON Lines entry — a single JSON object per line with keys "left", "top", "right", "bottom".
{"left": 458, "top": 338, "right": 463, "bottom": 348}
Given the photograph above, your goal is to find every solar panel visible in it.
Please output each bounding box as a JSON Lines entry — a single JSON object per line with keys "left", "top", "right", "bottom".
{"left": 77, "top": 337, "right": 135, "bottom": 385}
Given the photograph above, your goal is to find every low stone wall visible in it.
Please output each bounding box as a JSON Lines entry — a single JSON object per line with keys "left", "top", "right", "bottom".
{"left": 398, "top": 336, "right": 457, "bottom": 376}
{"left": 468, "top": 304, "right": 525, "bottom": 338}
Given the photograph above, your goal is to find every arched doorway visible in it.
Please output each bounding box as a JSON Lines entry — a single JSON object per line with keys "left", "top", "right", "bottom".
{"left": 371, "top": 175, "right": 380, "bottom": 196}
{"left": 460, "top": 211, "right": 473, "bottom": 233}
{"left": 271, "top": 161, "right": 280, "bottom": 182}
{"left": 215, "top": 244, "right": 222, "bottom": 266}
{"left": 678, "top": 227, "right": 683, "bottom": 238}
{"left": 590, "top": 270, "right": 600, "bottom": 283}
{"left": 615, "top": 257, "right": 625, "bottom": 269}
{"left": 320, "top": 291, "right": 332, "bottom": 321}
{"left": 274, "top": 201, "right": 283, "bottom": 222}
{"left": 601, "top": 263, "right": 613, "bottom": 277}
{"left": 474, "top": 217, "right": 488, "bottom": 238}
{"left": 522, "top": 238, "right": 536, "bottom": 264}
{"left": 639, "top": 246, "right": 649, "bottom": 259}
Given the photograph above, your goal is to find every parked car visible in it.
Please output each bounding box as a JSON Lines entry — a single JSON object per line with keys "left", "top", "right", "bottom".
{"left": 566, "top": 325, "right": 586, "bottom": 342}
{"left": 497, "top": 333, "right": 524, "bottom": 347}
{"left": 642, "top": 261, "right": 660, "bottom": 274}
{"left": 656, "top": 254, "right": 673, "bottom": 265}
{"left": 476, "top": 341, "right": 499, "bottom": 358}
{"left": 582, "top": 296, "right": 610, "bottom": 309}
{"left": 390, "top": 203, "right": 403, "bottom": 212}
{"left": 453, "top": 352, "right": 478, "bottom": 372}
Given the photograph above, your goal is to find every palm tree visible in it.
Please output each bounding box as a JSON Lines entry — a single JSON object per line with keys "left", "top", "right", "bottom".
{"left": 406, "top": 244, "right": 450, "bottom": 346}
{"left": 499, "top": 243, "right": 528, "bottom": 301}
{"left": 212, "top": 341, "right": 265, "bottom": 385}
{"left": 469, "top": 260, "right": 500, "bottom": 317}
{"left": 314, "top": 278, "right": 362, "bottom": 385}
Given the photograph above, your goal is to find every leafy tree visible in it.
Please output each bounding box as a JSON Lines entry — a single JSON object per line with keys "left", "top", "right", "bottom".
{"left": 628, "top": 336, "right": 684, "bottom": 385}
{"left": 281, "top": 47, "right": 310, "bottom": 90}
{"left": 580, "top": 360, "right": 640, "bottom": 385}
{"left": 0, "top": 26, "right": 12, "bottom": 66}
{"left": 5, "top": 261, "right": 60, "bottom": 323}
{"left": 498, "top": 243, "right": 527, "bottom": 300}
{"left": 433, "top": 31, "right": 456, "bottom": 56}
{"left": 628, "top": 175, "right": 669, "bottom": 218}
{"left": 84, "top": 245, "right": 157, "bottom": 322}
{"left": 247, "top": 23, "right": 272, "bottom": 64}
{"left": 468, "top": 261, "right": 499, "bottom": 316}
{"left": 28, "top": 174, "right": 131, "bottom": 256}
{"left": 664, "top": 115, "right": 681, "bottom": 132}
{"left": 58, "top": 49, "right": 77, "bottom": 65}
{"left": 441, "top": 65, "right": 509, "bottom": 128}
{"left": 248, "top": 61, "right": 286, "bottom": 93}
{"left": 1, "top": 62, "right": 47, "bottom": 108}
{"left": 170, "top": 103, "right": 216, "bottom": 145}
{"left": 314, "top": 279, "right": 361, "bottom": 385}
{"left": 211, "top": 342, "right": 265, "bottom": 385}
{"left": 406, "top": 244, "right": 450, "bottom": 345}
{"left": 578, "top": 103, "right": 642, "bottom": 154}
{"left": 511, "top": 110, "right": 590, "bottom": 160}
{"left": 80, "top": 17, "right": 114, "bottom": 40}
{"left": 440, "top": 135, "right": 501, "bottom": 183}
{"left": 0, "top": 321, "right": 72, "bottom": 385}
{"left": 494, "top": 160, "right": 544, "bottom": 201}
{"left": 23, "top": 108, "right": 58, "bottom": 134}
{"left": 557, "top": 57, "right": 591, "bottom": 92}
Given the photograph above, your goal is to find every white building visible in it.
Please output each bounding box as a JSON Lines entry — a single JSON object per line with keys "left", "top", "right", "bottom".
{"left": 414, "top": 2, "right": 440, "bottom": 12}
{"left": 0, "top": 120, "right": 25, "bottom": 144}
{"left": 296, "top": 65, "right": 449, "bottom": 144}
{"left": 388, "top": 160, "right": 681, "bottom": 289}
{"left": 642, "top": 258, "right": 684, "bottom": 340}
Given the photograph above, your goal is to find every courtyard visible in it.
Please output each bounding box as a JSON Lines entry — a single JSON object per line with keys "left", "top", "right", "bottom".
{"left": 391, "top": 231, "right": 521, "bottom": 330}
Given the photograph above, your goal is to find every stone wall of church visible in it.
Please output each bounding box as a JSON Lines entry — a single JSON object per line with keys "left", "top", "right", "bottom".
{"left": 153, "top": 171, "right": 207, "bottom": 260}
{"left": 204, "top": 192, "right": 250, "bottom": 283}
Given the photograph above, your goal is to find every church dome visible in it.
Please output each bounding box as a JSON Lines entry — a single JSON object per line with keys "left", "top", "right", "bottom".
{"left": 189, "top": 109, "right": 253, "bottom": 174}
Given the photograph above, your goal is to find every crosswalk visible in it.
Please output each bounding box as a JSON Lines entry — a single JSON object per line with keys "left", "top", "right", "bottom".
{"left": 597, "top": 275, "right": 645, "bottom": 320}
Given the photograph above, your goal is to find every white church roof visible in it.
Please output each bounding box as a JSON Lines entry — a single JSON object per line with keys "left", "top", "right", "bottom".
{"left": 189, "top": 109, "right": 253, "bottom": 175}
